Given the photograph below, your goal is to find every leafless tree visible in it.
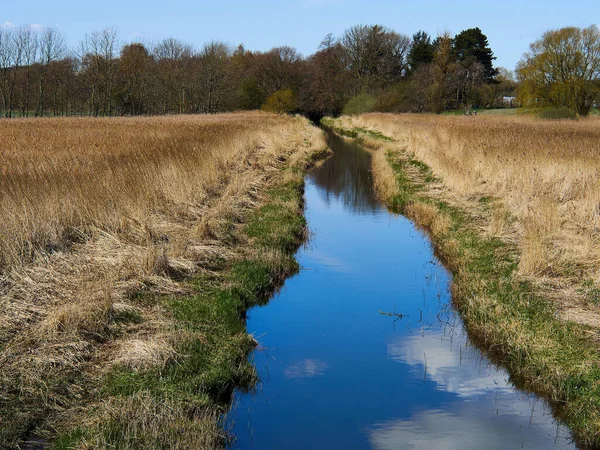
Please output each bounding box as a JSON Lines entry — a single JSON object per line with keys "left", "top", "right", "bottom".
{"left": 154, "top": 38, "right": 193, "bottom": 113}
{"left": 199, "top": 41, "right": 231, "bottom": 113}
{"left": 15, "top": 26, "right": 38, "bottom": 116}
{"left": 37, "top": 27, "right": 65, "bottom": 116}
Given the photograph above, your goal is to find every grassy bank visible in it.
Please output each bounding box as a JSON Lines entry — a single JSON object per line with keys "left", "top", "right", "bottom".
{"left": 54, "top": 179, "right": 322, "bottom": 449}
{"left": 323, "top": 115, "right": 600, "bottom": 448}
{"left": 0, "top": 113, "right": 328, "bottom": 448}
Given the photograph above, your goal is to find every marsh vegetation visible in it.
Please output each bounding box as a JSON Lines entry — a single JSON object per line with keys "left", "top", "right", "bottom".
{"left": 0, "top": 112, "right": 326, "bottom": 448}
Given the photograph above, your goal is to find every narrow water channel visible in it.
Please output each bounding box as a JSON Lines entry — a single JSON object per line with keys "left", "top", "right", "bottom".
{"left": 227, "top": 130, "right": 575, "bottom": 449}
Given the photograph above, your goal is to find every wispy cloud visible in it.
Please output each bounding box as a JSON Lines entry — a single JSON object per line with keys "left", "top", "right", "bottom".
{"left": 304, "top": 250, "right": 352, "bottom": 273}
{"left": 387, "top": 330, "right": 506, "bottom": 398}
{"left": 284, "top": 359, "right": 328, "bottom": 379}
{"left": 368, "top": 408, "right": 572, "bottom": 450}
{"left": 1, "top": 22, "right": 46, "bottom": 31}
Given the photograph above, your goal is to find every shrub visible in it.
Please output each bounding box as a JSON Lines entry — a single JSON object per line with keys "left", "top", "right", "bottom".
{"left": 536, "top": 106, "right": 578, "bottom": 120}
{"left": 375, "top": 85, "right": 408, "bottom": 112}
{"left": 342, "top": 93, "right": 377, "bottom": 115}
{"left": 519, "top": 107, "right": 577, "bottom": 120}
{"left": 262, "top": 89, "right": 297, "bottom": 115}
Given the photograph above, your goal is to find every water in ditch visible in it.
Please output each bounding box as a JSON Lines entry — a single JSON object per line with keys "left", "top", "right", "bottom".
{"left": 227, "top": 129, "right": 575, "bottom": 449}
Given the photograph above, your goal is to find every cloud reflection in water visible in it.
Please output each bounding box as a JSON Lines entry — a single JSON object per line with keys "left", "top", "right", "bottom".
{"left": 373, "top": 328, "right": 574, "bottom": 449}
{"left": 284, "top": 359, "right": 328, "bottom": 379}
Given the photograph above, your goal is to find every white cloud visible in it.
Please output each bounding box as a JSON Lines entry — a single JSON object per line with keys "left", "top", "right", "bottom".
{"left": 368, "top": 408, "right": 573, "bottom": 450}
{"left": 284, "top": 359, "right": 328, "bottom": 379}
{"left": 303, "top": 249, "right": 352, "bottom": 273}
{"left": 387, "top": 327, "right": 509, "bottom": 398}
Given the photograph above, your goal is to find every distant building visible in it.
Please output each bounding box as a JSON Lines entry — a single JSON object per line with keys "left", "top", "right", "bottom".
{"left": 502, "top": 96, "right": 517, "bottom": 107}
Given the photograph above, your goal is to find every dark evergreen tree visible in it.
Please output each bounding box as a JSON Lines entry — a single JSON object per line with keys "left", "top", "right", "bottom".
{"left": 407, "top": 31, "right": 435, "bottom": 71}
{"left": 453, "top": 27, "right": 498, "bottom": 82}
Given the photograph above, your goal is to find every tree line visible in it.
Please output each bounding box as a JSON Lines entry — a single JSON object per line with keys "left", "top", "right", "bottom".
{"left": 0, "top": 24, "right": 520, "bottom": 119}
{"left": 6, "top": 23, "right": 598, "bottom": 119}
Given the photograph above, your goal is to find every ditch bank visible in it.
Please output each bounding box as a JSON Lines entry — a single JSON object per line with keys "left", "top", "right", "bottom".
{"left": 322, "top": 117, "right": 600, "bottom": 449}
{"left": 41, "top": 120, "right": 331, "bottom": 449}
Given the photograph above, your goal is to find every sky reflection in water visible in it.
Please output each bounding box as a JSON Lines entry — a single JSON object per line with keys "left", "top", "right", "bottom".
{"left": 228, "top": 131, "right": 574, "bottom": 449}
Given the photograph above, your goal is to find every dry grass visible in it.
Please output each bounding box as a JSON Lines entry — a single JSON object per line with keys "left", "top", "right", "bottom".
{"left": 0, "top": 112, "right": 326, "bottom": 447}
{"left": 79, "top": 392, "right": 224, "bottom": 449}
{"left": 405, "top": 203, "right": 452, "bottom": 237}
{"left": 370, "top": 143, "right": 400, "bottom": 202}
{"left": 336, "top": 113, "right": 600, "bottom": 314}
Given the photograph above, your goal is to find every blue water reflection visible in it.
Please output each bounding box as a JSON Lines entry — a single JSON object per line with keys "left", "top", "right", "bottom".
{"left": 227, "top": 131, "right": 574, "bottom": 449}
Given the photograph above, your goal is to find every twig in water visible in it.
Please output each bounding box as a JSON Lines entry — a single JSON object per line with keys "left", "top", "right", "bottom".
{"left": 379, "top": 307, "right": 409, "bottom": 330}
{"left": 378, "top": 310, "right": 409, "bottom": 319}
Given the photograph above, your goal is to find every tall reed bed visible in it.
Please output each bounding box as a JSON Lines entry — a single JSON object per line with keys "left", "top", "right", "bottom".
{"left": 0, "top": 112, "right": 326, "bottom": 447}
{"left": 340, "top": 113, "right": 600, "bottom": 282}
{"left": 0, "top": 113, "right": 290, "bottom": 269}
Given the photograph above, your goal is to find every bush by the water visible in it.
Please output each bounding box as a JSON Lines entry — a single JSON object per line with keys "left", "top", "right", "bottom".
{"left": 262, "top": 89, "right": 297, "bottom": 115}
{"left": 342, "top": 93, "right": 377, "bottom": 115}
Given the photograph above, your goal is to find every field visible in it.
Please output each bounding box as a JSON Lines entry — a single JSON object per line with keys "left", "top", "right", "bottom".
{"left": 0, "top": 113, "right": 327, "bottom": 447}
{"left": 325, "top": 113, "right": 600, "bottom": 447}
{"left": 334, "top": 113, "right": 600, "bottom": 313}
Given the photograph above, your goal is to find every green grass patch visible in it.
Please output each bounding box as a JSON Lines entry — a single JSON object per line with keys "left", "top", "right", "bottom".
{"left": 246, "top": 181, "right": 306, "bottom": 254}
{"left": 578, "top": 279, "right": 600, "bottom": 306}
{"left": 320, "top": 118, "right": 394, "bottom": 143}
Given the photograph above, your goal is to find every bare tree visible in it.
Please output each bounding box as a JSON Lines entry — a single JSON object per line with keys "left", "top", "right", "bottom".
{"left": 0, "top": 27, "right": 13, "bottom": 115}
{"left": 117, "top": 43, "right": 152, "bottom": 115}
{"left": 98, "top": 28, "right": 119, "bottom": 115}
{"left": 342, "top": 24, "right": 370, "bottom": 92}
{"left": 79, "top": 28, "right": 119, "bottom": 116}
{"left": 153, "top": 38, "right": 193, "bottom": 113}
{"left": 37, "top": 27, "right": 65, "bottom": 116}
{"left": 199, "top": 41, "right": 231, "bottom": 113}
{"left": 0, "top": 27, "right": 27, "bottom": 118}
{"left": 256, "top": 46, "right": 301, "bottom": 94}
{"left": 16, "top": 26, "right": 38, "bottom": 117}
{"left": 342, "top": 24, "right": 410, "bottom": 92}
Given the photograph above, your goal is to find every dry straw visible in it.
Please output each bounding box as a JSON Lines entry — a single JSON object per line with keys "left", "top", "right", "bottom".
{"left": 0, "top": 112, "right": 325, "bottom": 446}
{"left": 342, "top": 113, "right": 600, "bottom": 282}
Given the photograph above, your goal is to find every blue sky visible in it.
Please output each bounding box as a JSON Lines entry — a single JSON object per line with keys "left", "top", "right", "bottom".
{"left": 2, "top": 0, "right": 597, "bottom": 70}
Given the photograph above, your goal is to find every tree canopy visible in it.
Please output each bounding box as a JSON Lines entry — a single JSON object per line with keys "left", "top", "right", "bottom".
{"left": 517, "top": 25, "right": 600, "bottom": 116}
{"left": 408, "top": 31, "right": 435, "bottom": 71}
{"left": 453, "top": 27, "right": 498, "bottom": 82}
